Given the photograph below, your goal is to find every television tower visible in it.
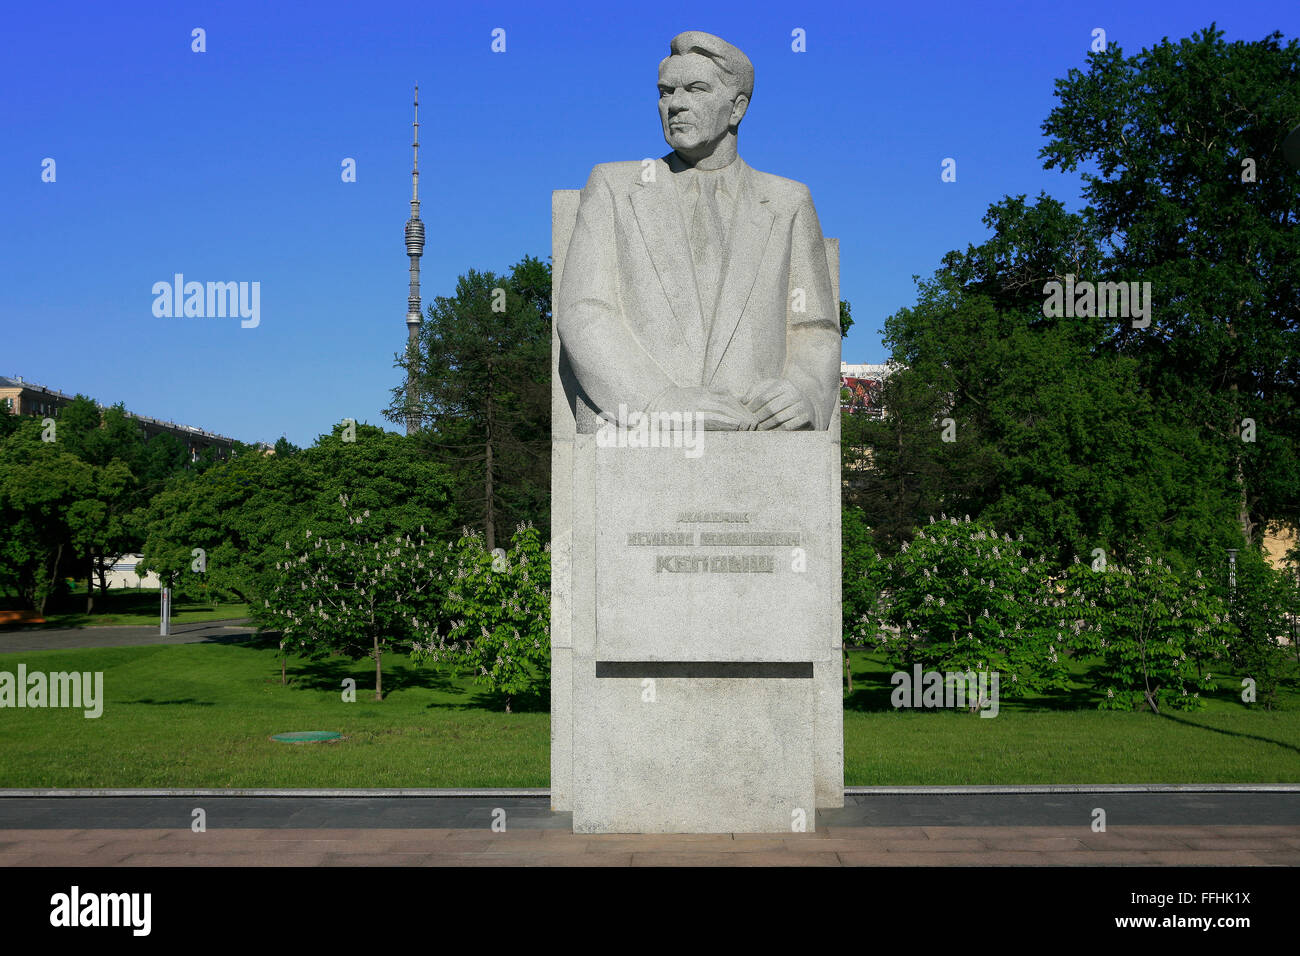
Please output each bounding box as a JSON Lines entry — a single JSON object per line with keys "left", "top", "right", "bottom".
{"left": 404, "top": 85, "right": 425, "bottom": 435}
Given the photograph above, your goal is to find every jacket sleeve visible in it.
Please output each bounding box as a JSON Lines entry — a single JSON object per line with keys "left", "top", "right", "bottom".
{"left": 781, "top": 185, "right": 842, "bottom": 430}
{"left": 557, "top": 166, "right": 676, "bottom": 422}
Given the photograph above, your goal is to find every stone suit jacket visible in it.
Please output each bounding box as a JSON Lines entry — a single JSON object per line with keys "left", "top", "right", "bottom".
{"left": 557, "top": 153, "right": 841, "bottom": 429}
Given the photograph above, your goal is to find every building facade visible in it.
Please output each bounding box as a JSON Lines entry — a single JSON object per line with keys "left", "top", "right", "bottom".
{"left": 0, "top": 375, "right": 238, "bottom": 462}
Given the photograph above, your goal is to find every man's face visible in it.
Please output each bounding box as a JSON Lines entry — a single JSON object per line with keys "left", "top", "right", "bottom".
{"left": 658, "top": 54, "right": 742, "bottom": 158}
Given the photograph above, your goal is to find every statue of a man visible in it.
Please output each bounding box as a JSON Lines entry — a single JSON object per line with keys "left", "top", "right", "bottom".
{"left": 557, "top": 31, "right": 841, "bottom": 431}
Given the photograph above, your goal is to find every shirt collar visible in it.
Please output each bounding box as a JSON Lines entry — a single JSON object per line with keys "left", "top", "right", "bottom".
{"left": 666, "top": 152, "right": 743, "bottom": 200}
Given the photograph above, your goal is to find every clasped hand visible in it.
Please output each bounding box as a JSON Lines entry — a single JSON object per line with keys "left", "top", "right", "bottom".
{"left": 647, "top": 379, "right": 813, "bottom": 430}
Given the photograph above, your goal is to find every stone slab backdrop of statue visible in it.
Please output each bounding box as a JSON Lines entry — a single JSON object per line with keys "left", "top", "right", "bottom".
{"left": 550, "top": 31, "right": 843, "bottom": 834}
{"left": 557, "top": 30, "right": 841, "bottom": 433}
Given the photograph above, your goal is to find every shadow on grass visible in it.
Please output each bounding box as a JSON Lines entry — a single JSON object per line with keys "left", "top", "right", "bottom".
{"left": 287, "top": 656, "right": 459, "bottom": 696}
{"left": 1157, "top": 711, "right": 1300, "bottom": 757}
{"left": 231, "top": 633, "right": 282, "bottom": 650}
{"left": 843, "top": 662, "right": 1101, "bottom": 713}
{"left": 126, "top": 697, "right": 216, "bottom": 706}
{"left": 843, "top": 664, "right": 896, "bottom": 712}
{"left": 465, "top": 686, "right": 550, "bottom": 714}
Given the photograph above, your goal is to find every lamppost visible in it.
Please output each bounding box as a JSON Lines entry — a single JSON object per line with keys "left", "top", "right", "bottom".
{"left": 160, "top": 575, "right": 172, "bottom": 637}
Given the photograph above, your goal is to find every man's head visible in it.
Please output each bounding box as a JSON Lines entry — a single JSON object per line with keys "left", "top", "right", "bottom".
{"left": 658, "top": 32, "right": 753, "bottom": 165}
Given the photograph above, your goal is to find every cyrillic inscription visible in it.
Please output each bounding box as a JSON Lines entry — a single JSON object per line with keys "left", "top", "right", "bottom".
{"left": 655, "top": 555, "right": 776, "bottom": 573}
{"left": 627, "top": 532, "right": 696, "bottom": 546}
{"left": 698, "top": 531, "right": 800, "bottom": 546}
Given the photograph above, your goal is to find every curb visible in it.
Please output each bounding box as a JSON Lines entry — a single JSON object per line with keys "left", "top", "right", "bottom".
{"left": 1, "top": 784, "right": 1296, "bottom": 797}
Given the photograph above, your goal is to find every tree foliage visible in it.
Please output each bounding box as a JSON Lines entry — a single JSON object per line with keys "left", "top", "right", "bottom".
{"left": 413, "top": 522, "right": 550, "bottom": 712}
{"left": 389, "top": 256, "right": 552, "bottom": 549}
{"left": 253, "top": 493, "right": 444, "bottom": 701}
{"left": 868, "top": 516, "right": 1085, "bottom": 698}
{"left": 139, "top": 422, "right": 457, "bottom": 608}
{"left": 1040, "top": 25, "right": 1300, "bottom": 545}
{"left": 1061, "top": 551, "right": 1233, "bottom": 713}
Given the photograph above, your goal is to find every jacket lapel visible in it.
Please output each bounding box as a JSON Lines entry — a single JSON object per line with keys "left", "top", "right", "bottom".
{"left": 630, "top": 159, "right": 705, "bottom": 358}
{"left": 704, "top": 160, "right": 774, "bottom": 385}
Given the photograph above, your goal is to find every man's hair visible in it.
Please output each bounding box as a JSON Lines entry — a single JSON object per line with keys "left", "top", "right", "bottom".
{"left": 660, "top": 31, "right": 754, "bottom": 102}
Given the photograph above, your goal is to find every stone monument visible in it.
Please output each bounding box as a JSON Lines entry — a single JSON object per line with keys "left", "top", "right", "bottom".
{"left": 551, "top": 31, "right": 843, "bottom": 832}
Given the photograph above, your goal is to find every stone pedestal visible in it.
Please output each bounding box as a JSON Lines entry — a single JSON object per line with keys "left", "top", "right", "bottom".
{"left": 550, "top": 190, "right": 844, "bottom": 833}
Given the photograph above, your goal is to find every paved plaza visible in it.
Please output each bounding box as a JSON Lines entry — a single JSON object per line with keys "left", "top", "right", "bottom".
{"left": 2, "top": 790, "right": 1296, "bottom": 866}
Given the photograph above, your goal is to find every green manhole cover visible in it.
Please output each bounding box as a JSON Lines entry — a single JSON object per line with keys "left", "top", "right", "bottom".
{"left": 271, "top": 731, "right": 342, "bottom": 743}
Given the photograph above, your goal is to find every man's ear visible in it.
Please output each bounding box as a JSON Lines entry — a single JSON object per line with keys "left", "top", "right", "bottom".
{"left": 729, "top": 94, "right": 749, "bottom": 128}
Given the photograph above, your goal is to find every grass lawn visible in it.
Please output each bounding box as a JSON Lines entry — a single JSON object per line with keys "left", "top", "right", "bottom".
{"left": 3, "top": 588, "right": 248, "bottom": 629}
{"left": 0, "top": 641, "right": 1296, "bottom": 788}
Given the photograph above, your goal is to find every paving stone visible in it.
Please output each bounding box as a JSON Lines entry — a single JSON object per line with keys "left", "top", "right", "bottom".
{"left": 1244, "top": 850, "right": 1300, "bottom": 865}
{"left": 317, "top": 852, "right": 440, "bottom": 866}
{"left": 6, "top": 820, "right": 1297, "bottom": 866}
{"left": 126, "top": 851, "right": 330, "bottom": 866}
{"left": 824, "top": 826, "right": 932, "bottom": 840}
{"left": 878, "top": 839, "right": 987, "bottom": 853}
{"left": 1138, "top": 850, "right": 1275, "bottom": 865}
{"left": 1179, "top": 837, "right": 1293, "bottom": 850}
{"left": 443, "top": 829, "right": 547, "bottom": 841}
{"left": 1038, "top": 850, "right": 1162, "bottom": 865}
{"left": 922, "top": 825, "right": 1082, "bottom": 840}
{"left": 975, "top": 836, "right": 1090, "bottom": 852}
{"left": 1079, "top": 833, "right": 1195, "bottom": 850}
{"left": 630, "top": 851, "right": 839, "bottom": 867}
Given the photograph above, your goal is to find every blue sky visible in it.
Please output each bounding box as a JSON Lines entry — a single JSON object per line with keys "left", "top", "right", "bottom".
{"left": 2, "top": 1, "right": 1293, "bottom": 447}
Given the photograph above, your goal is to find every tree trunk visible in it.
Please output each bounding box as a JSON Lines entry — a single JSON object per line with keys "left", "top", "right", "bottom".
{"left": 37, "top": 543, "right": 63, "bottom": 617}
{"left": 843, "top": 648, "right": 853, "bottom": 693}
{"left": 485, "top": 398, "right": 496, "bottom": 553}
{"left": 85, "top": 555, "right": 94, "bottom": 615}
{"left": 373, "top": 633, "right": 383, "bottom": 701}
{"left": 1227, "top": 318, "right": 1254, "bottom": 545}
{"left": 896, "top": 420, "right": 905, "bottom": 537}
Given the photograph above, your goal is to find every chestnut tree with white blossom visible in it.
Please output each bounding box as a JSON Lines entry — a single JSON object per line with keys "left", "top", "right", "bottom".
{"left": 1061, "top": 551, "right": 1233, "bottom": 713}
{"left": 866, "top": 515, "right": 1089, "bottom": 701}
{"left": 254, "top": 494, "right": 444, "bottom": 701}
{"left": 412, "top": 522, "right": 550, "bottom": 713}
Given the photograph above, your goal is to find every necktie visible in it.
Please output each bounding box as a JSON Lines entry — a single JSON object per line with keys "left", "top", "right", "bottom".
{"left": 689, "top": 175, "right": 726, "bottom": 322}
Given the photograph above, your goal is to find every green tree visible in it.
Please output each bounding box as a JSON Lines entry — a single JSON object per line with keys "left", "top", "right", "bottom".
{"left": 388, "top": 256, "right": 552, "bottom": 549}
{"left": 139, "top": 422, "right": 457, "bottom": 610}
{"left": 1226, "top": 549, "right": 1297, "bottom": 710}
{"left": 1062, "top": 551, "right": 1233, "bottom": 713}
{"left": 1040, "top": 25, "right": 1300, "bottom": 546}
{"left": 871, "top": 516, "right": 1086, "bottom": 700}
{"left": 0, "top": 420, "right": 94, "bottom": 613}
{"left": 254, "top": 494, "right": 445, "bottom": 701}
{"left": 867, "top": 194, "right": 1238, "bottom": 567}
{"left": 840, "top": 505, "right": 881, "bottom": 692}
{"left": 842, "top": 364, "right": 995, "bottom": 552}
{"left": 839, "top": 299, "right": 853, "bottom": 338}
{"left": 413, "top": 522, "right": 550, "bottom": 712}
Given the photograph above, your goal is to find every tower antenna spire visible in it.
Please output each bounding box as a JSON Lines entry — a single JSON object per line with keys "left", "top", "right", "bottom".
{"left": 412, "top": 84, "right": 420, "bottom": 203}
